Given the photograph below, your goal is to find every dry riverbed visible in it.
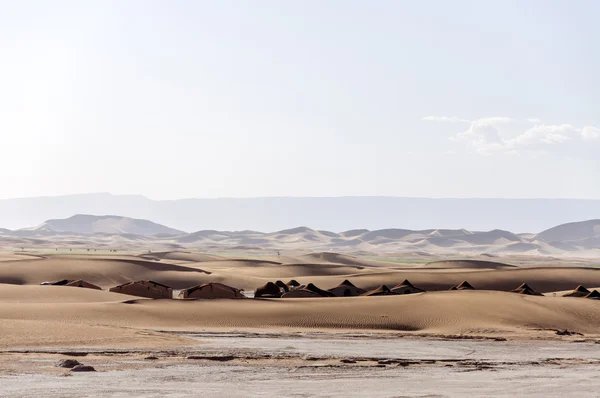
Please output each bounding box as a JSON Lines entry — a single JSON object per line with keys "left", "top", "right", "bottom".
{"left": 1, "top": 331, "right": 600, "bottom": 397}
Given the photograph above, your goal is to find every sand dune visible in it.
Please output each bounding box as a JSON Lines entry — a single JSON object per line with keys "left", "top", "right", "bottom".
{"left": 2, "top": 253, "right": 600, "bottom": 294}
{"left": 139, "top": 251, "right": 226, "bottom": 262}
{"left": 0, "top": 255, "right": 211, "bottom": 289}
{"left": 421, "top": 259, "right": 516, "bottom": 269}
{"left": 281, "top": 252, "right": 381, "bottom": 266}
{"left": 0, "top": 284, "right": 129, "bottom": 303}
{"left": 232, "top": 263, "right": 374, "bottom": 278}
{"left": 1, "top": 250, "right": 600, "bottom": 349}
{"left": 2, "top": 285, "right": 600, "bottom": 348}
{"left": 5, "top": 214, "right": 600, "bottom": 256}
{"left": 536, "top": 219, "right": 600, "bottom": 242}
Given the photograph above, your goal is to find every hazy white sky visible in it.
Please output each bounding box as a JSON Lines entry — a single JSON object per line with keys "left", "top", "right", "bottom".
{"left": 1, "top": 0, "right": 598, "bottom": 200}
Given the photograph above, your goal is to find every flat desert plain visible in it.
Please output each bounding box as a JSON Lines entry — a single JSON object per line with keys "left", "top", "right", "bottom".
{"left": 1, "top": 250, "right": 600, "bottom": 397}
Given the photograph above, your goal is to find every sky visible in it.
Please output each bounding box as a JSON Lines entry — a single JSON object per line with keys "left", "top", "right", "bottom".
{"left": 1, "top": 0, "right": 599, "bottom": 200}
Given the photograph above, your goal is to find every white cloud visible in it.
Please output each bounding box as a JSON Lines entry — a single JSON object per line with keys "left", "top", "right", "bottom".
{"left": 527, "top": 118, "right": 542, "bottom": 123}
{"left": 506, "top": 124, "right": 576, "bottom": 148}
{"left": 453, "top": 117, "right": 513, "bottom": 154}
{"left": 582, "top": 126, "right": 600, "bottom": 140}
{"left": 432, "top": 116, "right": 600, "bottom": 157}
{"left": 422, "top": 116, "right": 470, "bottom": 123}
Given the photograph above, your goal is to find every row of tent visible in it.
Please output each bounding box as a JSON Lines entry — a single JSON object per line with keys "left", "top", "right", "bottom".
{"left": 254, "top": 279, "right": 426, "bottom": 298}
{"left": 561, "top": 284, "right": 600, "bottom": 299}
{"left": 255, "top": 280, "right": 600, "bottom": 299}
{"left": 40, "top": 279, "right": 600, "bottom": 300}
{"left": 41, "top": 279, "right": 243, "bottom": 299}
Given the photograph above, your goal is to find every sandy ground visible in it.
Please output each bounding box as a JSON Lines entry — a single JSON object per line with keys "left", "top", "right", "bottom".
{"left": 1, "top": 252, "right": 600, "bottom": 292}
{"left": 1, "top": 251, "right": 600, "bottom": 348}
{"left": 1, "top": 250, "right": 600, "bottom": 396}
{"left": 1, "top": 332, "right": 600, "bottom": 397}
{"left": 2, "top": 286, "right": 600, "bottom": 348}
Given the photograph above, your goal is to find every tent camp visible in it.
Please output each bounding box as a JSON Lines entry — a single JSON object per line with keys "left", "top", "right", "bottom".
{"left": 328, "top": 280, "right": 366, "bottom": 297}
{"left": 390, "top": 279, "right": 425, "bottom": 294}
{"left": 178, "top": 283, "right": 245, "bottom": 299}
{"left": 109, "top": 280, "right": 173, "bottom": 299}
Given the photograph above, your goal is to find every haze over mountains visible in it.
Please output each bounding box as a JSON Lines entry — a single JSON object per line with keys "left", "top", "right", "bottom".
{"left": 1, "top": 214, "right": 599, "bottom": 257}
{"left": 1, "top": 193, "right": 600, "bottom": 233}
{"left": 20, "top": 214, "right": 184, "bottom": 236}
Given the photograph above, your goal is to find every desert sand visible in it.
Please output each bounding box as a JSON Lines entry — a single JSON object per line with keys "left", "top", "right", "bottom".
{"left": 1, "top": 249, "right": 600, "bottom": 397}
{"left": 4, "top": 214, "right": 600, "bottom": 258}
{"left": 0, "top": 250, "right": 600, "bottom": 349}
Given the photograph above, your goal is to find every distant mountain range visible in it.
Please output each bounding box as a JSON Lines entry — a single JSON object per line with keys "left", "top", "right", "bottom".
{"left": 0, "top": 193, "right": 599, "bottom": 233}
{"left": 1, "top": 214, "right": 599, "bottom": 257}
{"left": 19, "top": 214, "right": 184, "bottom": 236}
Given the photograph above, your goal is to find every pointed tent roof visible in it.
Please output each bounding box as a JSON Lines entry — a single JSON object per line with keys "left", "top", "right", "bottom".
{"left": 392, "top": 280, "right": 413, "bottom": 289}
{"left": 65, "top": 280, "right": 102, "bottom": 290}
{"left": 305, "top": 283, "right": 335, "bottom": 297}
{"left": 392, "top": 279, "right": 422, "bottom": 291}
{"left": 564, "top": 285, "right": 591, "bottom": 297}
{"left": 456, "top": 281, "right": 474, "bottom": 290}
{"left": 328, "top": 280, "right": 366, "bottom": 296}
{"left": 515, "top": 283, "right": 533, "bottom": 291}
{"left": 286, "top": 279, "right": 300, "bottom": 287}
{"left": 511, "top": 283, "right": 542, "bottom": 296}
{"left": 254, "top": 282, "right": 282, "bottom": 298}
{"left": 361, "top": 285, "right": 395, "bottom": 296}
{"left": 274, "top": 280, "right": 289, "bottom": 292}
{"left": 574, "top": 285, "right": 591, "bottom": 294}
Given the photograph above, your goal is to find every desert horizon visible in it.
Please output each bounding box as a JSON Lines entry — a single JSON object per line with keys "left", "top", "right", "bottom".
{"left": 2, "top": 244, "right": 600, "bottom": 395}
{"left": 2, "top": 207, "right": 599, "bottom": 396}
{"left": 2, "top": 212, "right": 600, "bottom": 260}
{"left": 3, "top": 0, "right": 599, "bottom": 395}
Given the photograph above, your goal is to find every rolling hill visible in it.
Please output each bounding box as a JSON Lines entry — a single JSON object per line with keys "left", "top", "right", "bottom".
{"left": 0, "top": 215, "right": 599, "bottom": 256}
{"left": 536, "top": 219, "right": 600, "bottom": 243}
{"left": 17, "top": 214, "right": 185, "bottom": 236}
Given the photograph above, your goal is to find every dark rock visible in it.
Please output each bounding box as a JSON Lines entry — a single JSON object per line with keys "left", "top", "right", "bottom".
{"left": 186, "top": 355, "right": 235, "bottom": 361}
{"left": 71, "top": 365, "right": 96, "bottom": 372}
{"left": 56, "top": 359, "right": 81, "bottom": 368}
{"left": 303, "top": 356, "right": 321, "bottom": 361}
{"left": 556, "top": 329, "right": 583, "bottom": 336}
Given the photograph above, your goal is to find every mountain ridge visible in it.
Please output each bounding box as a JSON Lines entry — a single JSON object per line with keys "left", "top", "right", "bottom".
{"left": 21, "top": 214, "right": 185, "bottom": 236}
{"left": 1, "top": 215, "right": 599, "bottom": 256}
{"left": 1, "top": 193, "right": 600, "bottom": 232}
